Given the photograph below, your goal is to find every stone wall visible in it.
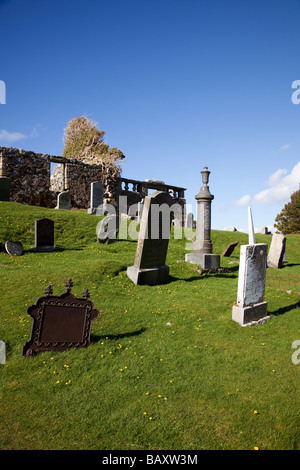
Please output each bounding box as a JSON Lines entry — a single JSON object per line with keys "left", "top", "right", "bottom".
{"left": 0, "top": 147, "right": 56, "bottom": 207}
{"left": 0, "top": 147, "right": 120, "bottom": 209}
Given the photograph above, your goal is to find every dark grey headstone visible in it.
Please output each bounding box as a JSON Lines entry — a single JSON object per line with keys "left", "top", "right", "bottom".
{"left": 222, "top": 241, "right": 238, "bottom": 257}
{"left": 0, "top": 177, "right": 11, "bottom": 201}
{"left": 34, "top": 218, "right": 56, "bottom": 251}
{"left": 5, "top": 240, "right": 23, "bottom": 256}
{"left": 127, "top": 191, "right": 173, "bottom": 285}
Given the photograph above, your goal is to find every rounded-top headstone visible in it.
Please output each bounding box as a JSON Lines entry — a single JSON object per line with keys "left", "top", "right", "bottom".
{"left": 5, "top": 240, "right": 23, "bottom": 256}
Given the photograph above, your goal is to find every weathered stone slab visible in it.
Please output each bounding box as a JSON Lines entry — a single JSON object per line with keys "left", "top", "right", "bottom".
{"left": 56, "top": 191, "right": 71, "bottom": 210}
{"left": 87, "top": 181, "right": 104, "bottom": 215}
{"left": 232, "top": 243, "right": 269, "bottom": 326}
{"left": 5, "top": 240, "right": 23, "bottom": 256}
{"left": 127, "top": 191, "right": 172, "bottom": 285}
{"left": 0, "top": 176, "right": 11, "bottom": 201}
{"left": 222, "top": 241, "right": 238, "bottom": 257}
{"left": 267, "top": 233, "right": 286, "bottom": 268}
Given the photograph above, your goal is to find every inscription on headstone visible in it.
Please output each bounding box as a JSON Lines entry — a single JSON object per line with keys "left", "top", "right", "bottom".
{"left": 22, "top": 278, "right": 99, "bottom": 356}
{"left": 127, "top": 191, "right": 172, "bottom": 285}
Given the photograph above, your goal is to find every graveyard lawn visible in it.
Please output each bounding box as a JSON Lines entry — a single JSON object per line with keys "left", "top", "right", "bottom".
{"left": 0, "top": 202, "right": 300, "bottom": 451}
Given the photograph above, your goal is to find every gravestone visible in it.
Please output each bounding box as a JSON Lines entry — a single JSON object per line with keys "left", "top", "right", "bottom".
{"left": 127, "top": 191, "right": 172, "bottom": 285}
{"left": 232, "top": 207, "right": 269, "bottom": 326}
{"left": 22, "top": 278, "right": 99, "bottom": 356}
{"left": 97, "top": 214, "right": 119, "bottom": 244}
{"left": 232, "top": 244, "right": 269, "bottom": 326}
{"left": 0, "top": 177, "right": 11, "bottom": 201}
{"left": 137, "top": 202, "right": 144, "bottom": 221}
{"left": 222, "top": 241, "right": 238, "bottom": 257}
{"left": 55, "top": 191, "right": 71, "bottom": 210}
{"left": 5, "top": 240, "right": 23, "bottom": 256}
{"left": 267, "top": 233, "right": 286, "bottom": 268}
{"left": 87, "top": 181, "right": 104, "bottom": 215}
{"left": 185, "top": 212, "right": 193, "bottom": 229}
{"left": 33, "top": 218, "right": 57, "bottom": 251}
{"left": 0, "top": 340, "right": 5, "bottom": 364}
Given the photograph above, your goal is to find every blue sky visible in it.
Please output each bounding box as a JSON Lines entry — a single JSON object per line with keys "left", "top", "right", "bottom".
{"left": 1, "top": 0, "right": 300, "bottom": 233}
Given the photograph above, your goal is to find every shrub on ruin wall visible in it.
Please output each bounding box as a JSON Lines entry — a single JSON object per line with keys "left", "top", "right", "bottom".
{"left": 62, "top": 116, "right": 125, "bottom": 176}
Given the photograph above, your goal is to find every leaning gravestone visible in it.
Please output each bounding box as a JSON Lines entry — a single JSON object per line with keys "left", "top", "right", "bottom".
{"left": 222, "top": 241, "right": 238, "bottom": 257}
{"left": 22, "top": 278, "right": 99, "bottom": 356}
{"left": 55, "top": 191, "right": 71, "bottom": 210}
{"left": 0, "top": 176, "right": 11, "bottom": 201}
{"left": 127, "top": 191, "right": 172, "bottom": 285}
{"left": 87, "top": 181, "right": 104, "bottom": 215}
{"left": 33, "top": 218, "right": 57, "bottom": 251}
{"left": 5, "top": 240, "right": 23, "bottom": 256}
{"left": 267, "top": 233, "right": 286, "bottom": 268}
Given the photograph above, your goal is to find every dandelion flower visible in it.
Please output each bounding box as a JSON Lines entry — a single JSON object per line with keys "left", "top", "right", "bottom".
{"left": 254, "top": 410, "right": 259, "bottom": 415}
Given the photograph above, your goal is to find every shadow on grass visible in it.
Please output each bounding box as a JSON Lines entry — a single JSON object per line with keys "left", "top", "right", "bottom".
{"left": 269, "top": 300, "right": 300, "bottom": 316}
{"left": 91, "top": 327, "right": 146, "bottom": 343}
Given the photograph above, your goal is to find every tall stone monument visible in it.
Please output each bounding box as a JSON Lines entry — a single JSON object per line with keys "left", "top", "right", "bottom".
{"left": 232, "top": 207, "right": 269, "bottom": 326}
{"left": 127, "top": 191, "right": 172, "bottom": 285}
{"left": 185, "top": 167, "right": 220, "bottom": 269}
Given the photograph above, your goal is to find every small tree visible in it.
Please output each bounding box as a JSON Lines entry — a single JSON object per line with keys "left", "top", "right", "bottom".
{"left": 274, "top": 188, "right": 300, "bottom": 234}
{"left": 62, "top": 116, "right": 125, "bottom": 170}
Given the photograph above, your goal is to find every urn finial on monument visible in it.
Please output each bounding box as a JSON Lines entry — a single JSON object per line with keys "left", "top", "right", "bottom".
{"left": 195, "top": 166, "right": 214, "bottom": 200}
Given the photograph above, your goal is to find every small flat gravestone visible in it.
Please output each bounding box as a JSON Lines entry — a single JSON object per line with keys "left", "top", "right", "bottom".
{"left": 33, "top": 218, "right": 57, "bottom": 251}
{"left": 22, "top": 278, "right": 99, "bottom": 356}
{"left": 127, "top": 191, "right": 173, "bottom": 285}
{"left": 222, "top": 241, "right": 238, "bottom": 257}
{"left": 5, "top": 240, "right": 23, "bottom": 256}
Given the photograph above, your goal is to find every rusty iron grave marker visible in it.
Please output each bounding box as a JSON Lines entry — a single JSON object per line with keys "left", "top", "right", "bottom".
{"left": 22, "top": 278, "right": 99, "bottom": 356}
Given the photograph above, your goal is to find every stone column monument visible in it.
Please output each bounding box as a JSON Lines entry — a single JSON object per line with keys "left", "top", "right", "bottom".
{"left": 185, "top": 166, "right": 220, "bottom": 269}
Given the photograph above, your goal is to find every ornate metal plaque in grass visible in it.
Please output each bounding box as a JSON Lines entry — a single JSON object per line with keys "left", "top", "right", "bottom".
{"left": 22, "top": 278, "right": 99, "bottom": 356}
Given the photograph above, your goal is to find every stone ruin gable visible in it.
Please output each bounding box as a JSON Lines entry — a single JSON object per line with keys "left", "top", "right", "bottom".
{"left": 0, "top": 146, "right": 56, "bottom": 207}
{"left": 0, "top": 147, "right": 120, "bottom": 209}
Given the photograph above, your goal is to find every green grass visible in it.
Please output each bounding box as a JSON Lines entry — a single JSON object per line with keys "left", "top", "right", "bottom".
{"left": 0, "top": 202, "right": 300, "bottom": 450}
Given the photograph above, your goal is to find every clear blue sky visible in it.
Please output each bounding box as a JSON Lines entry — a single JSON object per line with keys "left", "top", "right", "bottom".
{"left": 1, "top": 0, "right": 300, "bottom": 233}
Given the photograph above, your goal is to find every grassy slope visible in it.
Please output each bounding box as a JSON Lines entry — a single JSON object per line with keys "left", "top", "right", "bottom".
{"left": 0, "top": 202, "right": 299, "bottom": 450}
